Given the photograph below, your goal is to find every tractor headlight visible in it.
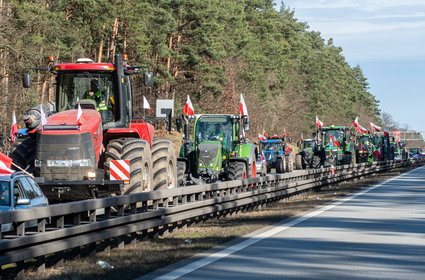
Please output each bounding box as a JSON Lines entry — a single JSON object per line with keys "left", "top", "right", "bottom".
{"left": 47, "top": 159, "right": 92, "bottom": 167}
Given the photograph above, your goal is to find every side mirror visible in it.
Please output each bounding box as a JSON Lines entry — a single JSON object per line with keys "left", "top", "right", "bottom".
{"left": 243, "top": 118, "right": 250, "bottom": 132}
{"left": 23, "top": 73, "right": 31, "bottom": 88}
{"left": 144, "top": 72, "right": 154, "bottom": 86}
{"left": 176, "top": 118, "right": 183, "bottom": 132}
{"left": 16, "top": 198, "right": 30, "bottom": 205}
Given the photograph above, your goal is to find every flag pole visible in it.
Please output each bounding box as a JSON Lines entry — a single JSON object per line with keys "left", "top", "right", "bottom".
{"left": 11, "top": 162, "right": 35, "bottom": 178}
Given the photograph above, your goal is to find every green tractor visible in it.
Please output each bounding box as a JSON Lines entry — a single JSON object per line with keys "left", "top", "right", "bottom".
{"left": 319, "top": 125, "right": 355, "bottom": 167}
{"left": 178, "top": 114, "right": 257, "bottom": 185}
{"left": 354, "top": 134, "right": 375, "bottom": 163}
{"left": 295, "top": 138, "right": 323, "bottom": 169}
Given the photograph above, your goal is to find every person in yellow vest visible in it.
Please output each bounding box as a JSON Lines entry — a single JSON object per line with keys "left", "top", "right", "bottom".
{"left": 85, "top": 80, "right": 108, "bottom": 112}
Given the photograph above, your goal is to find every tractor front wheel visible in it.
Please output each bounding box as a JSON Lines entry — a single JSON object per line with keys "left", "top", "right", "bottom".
{"left": 10, "top": 137, "right": 37, "bottom": 174}
{"left": 311, "top": 155, "right": 321, "bottom": 169}
{"left": 177, "top": 161, "right": 186, "bottom": 186}
{"left": 105, "top": 138, "right": 153, "bottom": 195}
{"left": 228, "top": 161, "right": 246, "bottom": 180}
{"left": 276, "top": 157, "right": 285, "bottom": 173}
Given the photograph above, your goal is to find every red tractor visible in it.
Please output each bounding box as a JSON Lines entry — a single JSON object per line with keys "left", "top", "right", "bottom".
{"left": 11, "top": 54, "right": 179, "bottom": 202}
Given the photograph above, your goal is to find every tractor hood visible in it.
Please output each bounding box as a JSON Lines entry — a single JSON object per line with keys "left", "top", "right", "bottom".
{"left": 41, "top": 109, "right": 102, "bottom": 133}
{"left": 35, "top": 109, "right": 103, "bottom": 181}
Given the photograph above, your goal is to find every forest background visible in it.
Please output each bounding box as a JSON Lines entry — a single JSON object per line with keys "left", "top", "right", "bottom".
{"left": 0, "top": 0, "right": 419, "bottom": 145}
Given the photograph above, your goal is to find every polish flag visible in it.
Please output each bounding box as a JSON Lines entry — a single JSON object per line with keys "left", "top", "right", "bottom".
{"left": 76, "top": 104, "right": 84, "bottom": 125}
{"left": 370, "top": 122, "right": 381, "bottom": 132}
{"left": 0, "top": 152, "right": 13, "bottom": 174}
{"left": 356, "top": 124, "right": 368, "bottom": 134}
{"left": 239, "top": 94, "right": 248, "bottom": 116}
{"left": 143, "top": 96, "right": 151, "bottom": 111}
{"left": 315, "top": 116, "right": 323, "bottom": 128}
{"left": 353, "top": 116, "right": 360, "bottom": 128}
{"left": 183, "top": 95, "right": 194, "bottom": 115}
{"left": 258, "top": 134, "right": 267, "bottom": 141}
{"left": 384, "top": 129, "right": 390, "bottom": 136}
{"left": 40, "top": 106, "right": 48, "bottom": 127}
{"left": 10, "top": 111, "right": 18, "bottom": 143}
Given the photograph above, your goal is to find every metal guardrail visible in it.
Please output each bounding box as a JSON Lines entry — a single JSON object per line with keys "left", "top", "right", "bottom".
{"left": 0, "top": 160, "right": 411, "bottom": 277}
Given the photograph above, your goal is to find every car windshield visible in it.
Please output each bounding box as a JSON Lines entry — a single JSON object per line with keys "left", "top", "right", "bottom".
{"left": 0, "top": 180, "right": 11, "bottom": 206}
{"left": 195, "top": 116, "right": 233, "bottom": 150}
{"left": 57, "top": 72, "right": 116, "bottom": 112}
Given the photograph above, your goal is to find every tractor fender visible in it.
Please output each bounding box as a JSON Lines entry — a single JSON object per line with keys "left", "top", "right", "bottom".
{"left": 240, "top": 143, "right": 256, "bottom": 163}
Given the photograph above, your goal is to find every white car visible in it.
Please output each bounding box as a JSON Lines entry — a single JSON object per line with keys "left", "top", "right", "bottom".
{"left": 255, "top": 152, "right": 267, "bottom": 176}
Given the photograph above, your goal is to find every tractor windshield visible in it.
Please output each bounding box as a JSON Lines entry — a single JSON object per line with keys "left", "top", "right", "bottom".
{"left": 57, "top": 72, "right": 117, "bottom": 122}
{"left": 261, "top": 142, "right": 281, "bottom": 151}
{"left": 323, "top": 129, "right": 344, "bottom": 146}
{"left": 195, "top": 116, "right": 233, "bottom": 150}
{"left": 303, "top": 140, "right": 315, "bottom": 149}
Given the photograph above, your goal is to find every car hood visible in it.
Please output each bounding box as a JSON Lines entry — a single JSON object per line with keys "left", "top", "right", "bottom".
{"left": 0, "top": 205, "right": 13, "bottom": 212}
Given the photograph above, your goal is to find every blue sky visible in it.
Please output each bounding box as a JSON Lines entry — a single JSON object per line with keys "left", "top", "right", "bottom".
{"left": 275, "top": 0, "right": 425, "bottom": 133}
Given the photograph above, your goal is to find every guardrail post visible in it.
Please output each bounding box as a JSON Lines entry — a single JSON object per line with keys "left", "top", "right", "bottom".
{"left": 36, "top": 256, "right": 46, "bottom": 273}
{"left": 15, "top": 261, "right": 25, "bottom": 280}
{"left": 16, "top": 222, "right": 25, "bottom": 236}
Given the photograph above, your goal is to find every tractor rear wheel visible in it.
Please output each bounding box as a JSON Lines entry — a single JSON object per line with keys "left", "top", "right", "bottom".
{"left": 295, "top": 154, "right": 303, "bottom": 170}
{"left": 286, "top": 154, "right": 294, "bottom": 172}
{"left": 10, "top": 137, "right": 37, "bottom": 173}
{"left": 105, "top": 138, "right": 153, "bottom": 194}
{"left": 151, "top": 139, "right": 178, "bottom": 190}
{"left": 276, "top": 157, "right": 285, "bottom": 173}
{"left": 311, "top": 155, "right": 321, "bottom": 169}
{"left": 228, "top": 161, "right": 246, "bottom": 180}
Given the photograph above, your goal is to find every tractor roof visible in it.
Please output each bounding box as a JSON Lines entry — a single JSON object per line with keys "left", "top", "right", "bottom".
{"left": 53, "top": 63, "right": 115, "bottom": 71}
{"left": 260, "top": 139, "right": 282, "bottom": 143}
{"left": 321, "top": 126, "right": 348, "bottom": 130}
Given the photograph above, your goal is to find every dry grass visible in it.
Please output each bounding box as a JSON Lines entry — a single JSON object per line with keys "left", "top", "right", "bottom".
{"left": 25, "top": 165, "right": 416, "bottom": 280}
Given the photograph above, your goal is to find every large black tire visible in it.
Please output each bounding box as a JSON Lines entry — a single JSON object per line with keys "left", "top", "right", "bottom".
{"left": 276, "top": 157, "right": 285, "bottom": 173}
{"left": 228, "top": 161, "right": 246, "bottom": 180}
{"left": 10, "top": 137, "right": 37, "bottom": 173}
{"left": 295, "top": 154, "right": 303, "bottom": 170}
{"left": 286, "top": 154, "right": 294, "bottom": 172}
{"left": 104, "top": 138, "right": 153, "bottom": 194}
{"left": 177, "top": 161, "right": 186, "bottom": 186}
{"left": 151, "top": 139, "right": 178, "bottom": 190}
{"left": 311, "top": 155, "right": 321, "bottom": 169}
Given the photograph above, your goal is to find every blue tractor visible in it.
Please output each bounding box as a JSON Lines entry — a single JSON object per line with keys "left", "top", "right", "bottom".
{"left": 259, "top": 136, "right": 293, "bottom": 173}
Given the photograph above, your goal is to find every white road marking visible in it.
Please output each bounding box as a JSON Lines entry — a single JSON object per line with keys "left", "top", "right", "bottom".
{"left": 153, "top": 165, "right": 423, "bottom": 280}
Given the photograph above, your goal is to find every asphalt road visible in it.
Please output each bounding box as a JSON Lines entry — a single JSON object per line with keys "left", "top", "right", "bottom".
{"left": 144, "top": 166, "right": 425, "bottom": 280}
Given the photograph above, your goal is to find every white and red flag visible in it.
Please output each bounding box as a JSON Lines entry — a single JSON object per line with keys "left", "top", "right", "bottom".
{"left": 356, "top": 124, "right": 368, "bottom": 134}
{"left": 183, "top": 95, "right": 194, "bottom": 115}
{"left": 10, "top": 111, "right": 18, "bottom": 143}
{"left": 0, "top": 152, "right": 13, "bottom": 174}
{"left": 370, "top": 122, "right": 381, "bottom": 132}
{"left": 239, "top": 94, "right": 248, "bottom": 116}
{"left": 315, "top": 116, "right": 323, "bottom": 128}
{"left": 76, "top": 104, "right": 84, "bottom": 125}
{"left": 143, "top": 96, "right": 151, "bottom": 111}
{"left": 353, "top": 116, "right": 360, "bottom": 128}
{"left": 258, "top": 134, "right": 267, "bottom": 141}
{"left": 40, "top": 106, "right": 48, "bottom": 127}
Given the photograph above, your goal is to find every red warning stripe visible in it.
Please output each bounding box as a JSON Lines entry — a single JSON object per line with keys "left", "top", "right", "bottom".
{"left": 110, "top": 160, "right": 130, "bottom": 180}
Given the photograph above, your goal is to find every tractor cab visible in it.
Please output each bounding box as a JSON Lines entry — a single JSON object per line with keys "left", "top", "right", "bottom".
{"left": 55, "top": 67, "right": 118, "bottom": 124}
{"left": 179, "top": 113, "right": 256, "bottom": 184}
{"left": 320, "top": 125, "right": 355, "bottom": 166}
